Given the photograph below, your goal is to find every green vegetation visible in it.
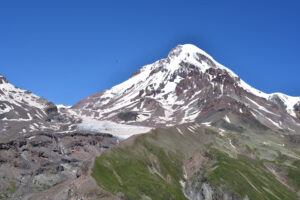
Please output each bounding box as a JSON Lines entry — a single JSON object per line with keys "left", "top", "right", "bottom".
{"left": 287, "top": 163, "right": 300, "bottom": 191}
{"left": 208, "top": 149, "right": 298, "bottom": 200}
{"left": 0, "top": 181, "right": 16, "bottom": 200}
{"left": 92, "top": 140, "right": 186, "bottom": 199}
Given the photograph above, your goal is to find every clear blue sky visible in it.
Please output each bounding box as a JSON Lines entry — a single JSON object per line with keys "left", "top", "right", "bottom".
{"left": 1, "top": 0, "right": 299, "bottom": 105}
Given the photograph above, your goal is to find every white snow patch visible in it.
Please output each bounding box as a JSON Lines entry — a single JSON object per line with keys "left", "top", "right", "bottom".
{"left": 263, "top": 141, "right": 270, "bottom": 145}
{"left": 0, "top": 103, "right": 13, "bottom": 114}
{"left": 251, "top": 109, "right": 283, "bottom": 129}
{"left": 28, "top": 136, "right": 36, "bottom": 140}
{"left": 201, "top": 121, "right": 211, "bottom": 126}
{"left": 183, "top": 166, "right": 188, "bottom": 179}
{"left": 228, "top": 139, "right": 236, "bottom": 149}
{"left": 76, "top": 120, "right": 152, "bottom": 140}
{"left": 265, "top": 117, "right": 283, "bottom": 129}
{"left": 179, "top": 180, "right": 185, "bottom": 188}
{"left": 176, "top": 127, "right": 184, "bottom": 135}
{"left": 57, "top": 104, "right": 71, "bottom": 109}
{"left": 224, "top": 115, "right": 231, "bottom": 123}
{"left": 269, "top": 93, "right": 300, "bottom": 118}
{"left": 246, "top": 97, "right": 280, "bottom": 117}
{"left": 218, "top": 128, "right": 225, "bottom": 136}
{"left": 287, "top": 127, "right": 295, "bottom": 132}
{"left": 187, "top": 127, "right": 195, "bottom": 133}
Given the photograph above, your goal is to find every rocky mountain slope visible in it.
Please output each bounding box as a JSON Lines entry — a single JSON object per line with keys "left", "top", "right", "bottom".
{"left": 0, "top": 74, "right": 78, "bottom": 142}
{"left": 72, "top": 44, "right": 300, "bottom": 133}
{"left": 0, "top": 75, "right": 120, "bottom": 199}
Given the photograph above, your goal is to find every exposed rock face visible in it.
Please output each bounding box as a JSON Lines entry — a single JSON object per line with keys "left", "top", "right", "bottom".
{"left": 182, "top": 149, "right": 245, "bottom": 200}
{"left": 117, "top": 111, "right": 138, "bottom": 122}
{"left": 294, "top": 102, "right": 300, "bottom": 119}
{"left": 184, "top": 181, "right": 244, "bottom": 200}
{"left": 0, "top": 75, "right": 119, "bottom": 199}
{"left": 72, "top": 44, "right": 300, "bottom": 132}
{"left": 183, "top": 173, "right": 247, "bottom": 200}
{"left": 0, "top": 130, "right": 118, "bottom": 199}
{"left": 0, "top": 75, "right": 8, "bottom": 84}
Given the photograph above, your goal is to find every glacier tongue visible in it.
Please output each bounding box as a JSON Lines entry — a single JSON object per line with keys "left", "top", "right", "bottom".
{"left": 76, "top": 120, "right": 152, "bottom": 140}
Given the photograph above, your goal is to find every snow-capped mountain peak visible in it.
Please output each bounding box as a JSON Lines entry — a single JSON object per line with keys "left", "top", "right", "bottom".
{"left": 72, "top": 44, "right": 300, "bottom": 131}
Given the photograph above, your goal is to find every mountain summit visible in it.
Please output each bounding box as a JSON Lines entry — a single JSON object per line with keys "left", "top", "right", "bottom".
{"left": 72, "top": 44, "right": 300, "bottom": 131}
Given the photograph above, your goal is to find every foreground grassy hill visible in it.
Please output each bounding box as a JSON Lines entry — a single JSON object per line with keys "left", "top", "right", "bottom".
{"left": 92, "top": 115, "right": 300, "bottom": 200}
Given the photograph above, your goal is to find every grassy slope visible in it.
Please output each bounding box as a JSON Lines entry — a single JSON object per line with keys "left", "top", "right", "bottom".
{"left": 92, "top": 140, "right": 186, "bottom": 199}
{"left": 92, "top": 124, "right": 300, "bottom": 200}
{"left": 209, "top": 149, "right": 298, "bottom": 200}
{"left": 286, "top": 159, "right": 300, "bottom": 191}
